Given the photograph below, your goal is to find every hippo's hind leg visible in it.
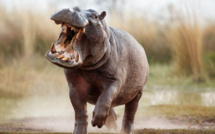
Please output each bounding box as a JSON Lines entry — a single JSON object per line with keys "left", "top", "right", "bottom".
{"left": 105, "top": 108, "right": 118, "bottom": 130}
{"left": 121, "top": 90, "right": 142, "bottom": 134}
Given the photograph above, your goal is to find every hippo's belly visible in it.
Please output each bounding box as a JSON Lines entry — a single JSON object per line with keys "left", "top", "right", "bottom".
{"left": 86, "top": 86, "right": 141, "bottom": 106}
{"left": 86, "top": 87, "right": 100, "bottom": 105}
{"left": 85, "top": 45, "right": 148, "bottom": 106}
{"left": 111, "top": 86, "right": 142, "bottom": 106}
{"left": 87, "top": 95, "right": 99, "bottom": 105}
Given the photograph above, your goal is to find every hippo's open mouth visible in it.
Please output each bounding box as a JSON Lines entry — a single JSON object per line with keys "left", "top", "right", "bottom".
{"left": 45, "top": 8, "right": 88, "bottom": 68}
{"left": 46, "top": 24, "right": 84, "bottom": 68}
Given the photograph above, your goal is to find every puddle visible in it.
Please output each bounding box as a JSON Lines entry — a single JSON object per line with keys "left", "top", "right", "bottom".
{"left": 201, "top": 92, "right": 215, "bottom": 106}
{"left": 141, "top": 89, "right": 215, "bottom": 106}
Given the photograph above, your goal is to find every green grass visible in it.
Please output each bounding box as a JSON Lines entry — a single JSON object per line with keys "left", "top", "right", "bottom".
{"left": 135, "top": 129, "right": 215, "bottom": 134}
{"left": 147, "top": 64, "right": 215, "bottom": 90}
{"left": 142, "top": 105, "right": 215, "bottom": 121}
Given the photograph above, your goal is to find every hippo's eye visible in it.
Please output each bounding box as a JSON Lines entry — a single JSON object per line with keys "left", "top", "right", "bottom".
{"left": 92, "top": 15, "right": 98, "bottom": 20}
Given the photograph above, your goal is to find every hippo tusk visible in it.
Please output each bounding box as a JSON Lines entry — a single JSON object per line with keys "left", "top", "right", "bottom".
{"left": 63, "top": 25, "right": 68, "bottom": 33}
{"left": 75, "top": 52, "right": 79, "bottom": 62}
{"left": 51, "top": 42, "right": 56, "bottom": 54}
{"left": 75, "top": 29, "right": 83, "bottom": 41}
{"left": 58, "top": 55, "right": 64, "bottom": 59}
{"left": 81, "top": 28, "right": 85, "bottom": 33}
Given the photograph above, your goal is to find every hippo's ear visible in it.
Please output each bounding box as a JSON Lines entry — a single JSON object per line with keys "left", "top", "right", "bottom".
{"left": 99, "top": 11, "right": 106, "bottom": 20}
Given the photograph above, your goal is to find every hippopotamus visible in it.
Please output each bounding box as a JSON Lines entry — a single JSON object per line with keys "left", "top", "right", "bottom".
{"left": 45, "top": 7, "right": 149, "bottom": 134}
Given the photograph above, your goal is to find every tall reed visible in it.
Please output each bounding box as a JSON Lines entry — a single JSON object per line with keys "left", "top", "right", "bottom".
{"left": 203, "top": 24, "right": 215, "bottom": 77}
{"left": 109, "top": 11, "right": 172, "bottom": 63}
{"left": 167, "top": 5, "right": 205, "bottom": 82}
{"left": 0, "top": 5, "right": 59, "bottom": 64}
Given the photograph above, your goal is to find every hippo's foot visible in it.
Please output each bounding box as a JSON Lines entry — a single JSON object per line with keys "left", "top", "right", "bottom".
{"left": 121, "top": 120, "right": 134, "bottom": 134}
{"left": 74, "top": 124, "right": 87, "bottom": 134}
{"left": 105, "top": 108, "right": 118, "bottom": 130}
{"left": 91, "top": 106, "right": 109, "bottom": 128}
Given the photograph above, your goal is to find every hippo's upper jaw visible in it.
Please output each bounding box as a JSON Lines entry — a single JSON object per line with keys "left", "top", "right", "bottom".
{"left": 45, "top": 9, "right": 87, "bottom": 68}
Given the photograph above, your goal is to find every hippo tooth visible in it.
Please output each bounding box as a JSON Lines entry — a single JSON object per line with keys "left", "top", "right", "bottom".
{"left": 81, "top": 28, "right": 85, "bottom": 33}
{"left": 70, "top": 53, "right": 75, "bottom": 59}
{"left": 75, "top": 52, "right": 79, "bottom": 62}
{"left": 57, "top": 55, "right": 64, "bottom": 59}
{"left": 51, "top": 42, "right": 56, "bottom": 54}
{"left": 62, "top": 57, "right": 69, "bottom": 61}
{"left": 63, "top": 25, "right": 67, "bottom": 33}
{"left": 76, "top": 30, "right": 83, "bottom": 41}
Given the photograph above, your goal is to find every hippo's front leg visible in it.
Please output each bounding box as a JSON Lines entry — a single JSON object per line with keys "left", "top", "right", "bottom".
{"left": 65, "top": 70, "right": 89, "bottom": 134}
{"left": 92, "top": 82, "right": 118, "bottom": 128}
{"left": 69, "top": 87, "right": 88, "bottom": 134}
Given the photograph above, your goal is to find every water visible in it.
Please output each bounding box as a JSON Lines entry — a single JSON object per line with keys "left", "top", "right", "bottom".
{"left": 141, "top": 90, "right": 215, "bottom": 106}
{"left": 1, "top": 89, "right": 215, "bottom": 121}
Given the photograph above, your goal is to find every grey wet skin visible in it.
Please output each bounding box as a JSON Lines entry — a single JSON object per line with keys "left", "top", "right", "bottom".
{"left": 46, "top": 7, "right": 149, "bottom": 134}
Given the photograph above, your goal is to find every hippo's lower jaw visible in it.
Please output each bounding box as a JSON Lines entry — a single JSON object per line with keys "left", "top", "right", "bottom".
{"left": 45, "top": 24, "right": 84, "bottom": 68}
{"left": 45, "top": 50, "right": 82, "bottom": 68}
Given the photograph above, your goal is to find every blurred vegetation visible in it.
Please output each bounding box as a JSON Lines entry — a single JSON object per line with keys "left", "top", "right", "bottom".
{"left": 203, "top": 24, "right": 215, "bottom": 78}
{"left": 0, "top": 5, "right": 59, "bottom": 64}
{"left": 0, "top": 2, "right": 215, "bottom": 97}
{"left": 110, "top": 12, "right": 172, "bottom": 64}
{"left": 167, "top": 6, "right": 205, "bottom": 82}
{"left": 109, "top": 4, "right": 215, "bottom": 82}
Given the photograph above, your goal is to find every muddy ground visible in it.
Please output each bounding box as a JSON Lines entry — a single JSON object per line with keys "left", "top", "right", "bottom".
{"left": 1, "top": 70, "right": 215, "bottom": 134}
{"left": 1, "top": 91, "right": 215, "bottom": 134}
{"left": 0, "top": 115, "right": 215, "bottom": 134}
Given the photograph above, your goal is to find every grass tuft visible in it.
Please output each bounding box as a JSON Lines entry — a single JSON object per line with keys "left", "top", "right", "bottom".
{"left": 167, "top": 4, "right": 205, "bottom": 82}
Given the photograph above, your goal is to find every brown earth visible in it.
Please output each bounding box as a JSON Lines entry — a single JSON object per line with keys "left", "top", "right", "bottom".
{"left": 0, "top": 116, "right": 215, "bottom": 133}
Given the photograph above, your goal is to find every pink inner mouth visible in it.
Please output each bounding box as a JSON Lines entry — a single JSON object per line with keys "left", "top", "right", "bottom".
{"left": 49, "top": 24, "right": 84, "bottom": 63}
{"left": 45, "top": 23, "right": 85, "bottom": 68}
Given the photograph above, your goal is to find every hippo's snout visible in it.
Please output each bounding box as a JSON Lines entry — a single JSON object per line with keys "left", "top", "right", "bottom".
{"left": 51, "top": 9, "right": 88, "bottom": 28}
